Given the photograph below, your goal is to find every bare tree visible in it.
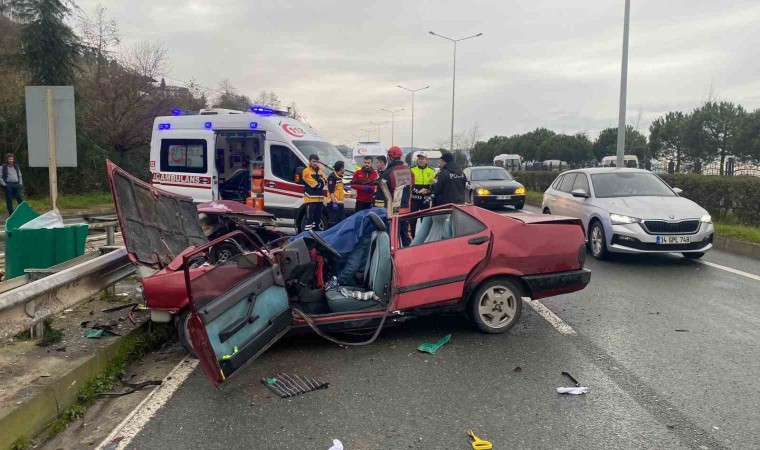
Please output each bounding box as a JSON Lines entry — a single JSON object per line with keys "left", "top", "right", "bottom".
{"left": 254, "top": 90, "right": 282, "bottom": 109}
{"left": 287, "top": 101, "right": 304, "bottom": 120}
{"left": 78, "top": 4, "right": 119, "bottom": 67}
{"left": 119, "top": 40, "right": 171, "bottom": 79}
{"left": 465, "top": 122, "right": 481, "bottom": 151}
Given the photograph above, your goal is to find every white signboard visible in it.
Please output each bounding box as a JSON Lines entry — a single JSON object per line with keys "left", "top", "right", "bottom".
{"left": 24, "top": 86, "right": 78, "bottom": 167}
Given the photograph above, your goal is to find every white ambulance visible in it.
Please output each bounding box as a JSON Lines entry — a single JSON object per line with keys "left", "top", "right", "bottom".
{"left": 351, "top": 142, "right": 386, "bottom": 169}
{"left": 149, "top": 107, "right": 353, "bottom": 230}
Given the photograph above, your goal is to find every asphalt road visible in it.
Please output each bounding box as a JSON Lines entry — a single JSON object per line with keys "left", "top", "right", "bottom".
{"left": 120, "top": 209, "right": 759, "bottom": 450}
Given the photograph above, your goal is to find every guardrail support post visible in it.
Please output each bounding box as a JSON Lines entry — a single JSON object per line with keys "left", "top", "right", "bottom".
{"left": 25, "top": 299, "right": 44, "bottom": 339}
{"left": 105, "top": 225, "right": 116, "bottom": 296}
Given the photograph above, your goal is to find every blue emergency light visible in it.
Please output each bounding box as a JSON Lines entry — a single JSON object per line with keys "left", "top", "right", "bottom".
{"left": 250, "top": 106, "right": 275, "bottom": 115}
{"left": 249, "top": 122, "right": 258, "bottom": 129}
{"left": 171, "top": 109, "right": 181, "bottom": 116}
{"left": 158, "top": 123, "right": 171, "bottom": 130}
{"left": 204, "top": 122, "right": 213, "bottom": 129}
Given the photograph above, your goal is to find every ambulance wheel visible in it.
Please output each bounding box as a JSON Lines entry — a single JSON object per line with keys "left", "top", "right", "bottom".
{"left": 470, "top": 278, "right": 523, "bottom": 334}
{"left": 176, "top": 309, "right": 197, "bottom": 358}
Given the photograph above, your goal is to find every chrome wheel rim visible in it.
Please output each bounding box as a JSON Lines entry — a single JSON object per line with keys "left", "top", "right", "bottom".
{"left": 591, "top": 226, "right": 603, "bottom": 256}
{"left": 478, "top": 285, "right": 518, "bottom": 329}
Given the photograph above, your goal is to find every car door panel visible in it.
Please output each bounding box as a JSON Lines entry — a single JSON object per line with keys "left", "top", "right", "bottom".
{"left": 393, "top": 209, "right": 490, "bottom": 310}
{"left": 184, "top": 240, "right": 291, "bottom": 387}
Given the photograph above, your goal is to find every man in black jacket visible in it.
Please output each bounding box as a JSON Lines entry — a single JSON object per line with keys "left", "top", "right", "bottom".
{"left": 432, "top": 152, "right": 466, "bottom": 206}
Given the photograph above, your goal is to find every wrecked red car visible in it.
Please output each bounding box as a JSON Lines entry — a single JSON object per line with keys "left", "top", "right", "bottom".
{"left": 108, "top": 162, "right": 590, "bottom": 387}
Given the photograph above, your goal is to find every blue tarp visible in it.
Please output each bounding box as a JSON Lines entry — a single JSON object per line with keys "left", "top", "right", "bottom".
{"left": 289, "top": 207, "right": 388, "bottom": 255}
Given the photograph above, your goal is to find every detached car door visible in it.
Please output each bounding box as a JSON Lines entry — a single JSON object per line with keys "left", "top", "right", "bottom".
{"left": 184, "top": 241, "right": 291, "bottom": 387}
{"left": 392, "top": 206, "right": 490, "bottom": 310}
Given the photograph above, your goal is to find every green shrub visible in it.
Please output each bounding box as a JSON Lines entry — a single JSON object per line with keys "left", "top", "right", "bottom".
{"left": 659, "top": 174, "right": 760, "bottom": 226}
{"left": 512, "top": 171, "right": 559, "bottom": 192}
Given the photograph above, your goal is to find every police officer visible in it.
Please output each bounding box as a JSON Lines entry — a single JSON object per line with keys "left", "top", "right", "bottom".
{"left": 432, "top": 152, "right": 467, "bottom": 206}
{"left": 301, "top": 154, "right": 327, "bottom": 231}
{"left": 411, "top": 152, "right": 435, "bottom": 211}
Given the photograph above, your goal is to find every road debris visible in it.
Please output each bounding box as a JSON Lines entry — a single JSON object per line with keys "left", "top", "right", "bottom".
{"left": 101, "top": 303, "right": 137, "bottom": 313}
{"left": 675, "top": 329, "right": 689, "bottom": 332}
{"left": 557, "top": 371, "right": 588, "bottom": 394}
{"left": 417, "top": 334, "right": 452, "bottom": 354}
{"left": 467, "top": 428, "right": 493, "bottom": 449}
{"left": 261, "top": 374, "right": 329, "bottom": 398}
{"left": 328, "top": 439, "right": 344, "bottom": 450}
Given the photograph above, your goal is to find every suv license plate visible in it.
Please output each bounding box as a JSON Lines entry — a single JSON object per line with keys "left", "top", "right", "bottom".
{"left": 656, "top": 235, "right": 691, "bottom": 244}
{"left": 497, "top": 195, "right": 510, "bottom": 200}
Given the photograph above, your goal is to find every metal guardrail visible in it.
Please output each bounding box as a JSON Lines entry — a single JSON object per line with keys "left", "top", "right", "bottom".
{"left": 0, "top": 221, "right": 135, "bottom": 341}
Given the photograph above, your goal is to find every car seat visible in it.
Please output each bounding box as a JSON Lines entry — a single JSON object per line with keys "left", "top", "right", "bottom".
{"left": 325, "top": 217, "right": 391, "bottom": 313}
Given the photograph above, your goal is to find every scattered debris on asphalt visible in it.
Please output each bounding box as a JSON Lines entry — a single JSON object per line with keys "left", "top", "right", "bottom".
{"left": 675, "top": 329, "right": 689, "bottom": 332}
{"left": 417, "top": 334, "right": 452, "bottom": 354}
{"left": 467, "top": 428, "right": 493, "bottom": 449}
{"left": 328, "top": 439, "right": 344, "bottom": 450}
{"left": 97, "top": 378, "right": 162, "bottom": 397}
{"left": 561, "top": 371, "right": 581, "bottom": 387}
{"left": 101, "top": 303, "right": 137, "bottom": 313}
{"left": 261, "top": 373, "right": 329, "bottom": 398}
{"left": 557, "top": 386, "right": 588, "bottom": 395}
{"left": 513, "top": 366, "right": 523, "bottom": 373}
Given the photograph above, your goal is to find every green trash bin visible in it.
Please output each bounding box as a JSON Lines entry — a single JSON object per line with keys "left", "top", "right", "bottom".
{"left": 4, "top": 202, "right": 89, "bottom": 279}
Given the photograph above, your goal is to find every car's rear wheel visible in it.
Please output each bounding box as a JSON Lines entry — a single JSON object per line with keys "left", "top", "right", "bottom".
{"left": 589, "top": 221, "right": 609, "bottom": 260}
{"left": 176, "top": 309, "right": 197, "bottom": 358}
{"left": 543, "top": 207, "right": 551, "bottom": 214}
{"left": 683, "top": 252, "right": 705, "bottom": 259}
{"left": 470, "top": 278, "right": 523, "bottom": 334}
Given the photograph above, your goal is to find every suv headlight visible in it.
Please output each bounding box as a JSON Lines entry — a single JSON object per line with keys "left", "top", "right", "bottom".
{"left": 476, "top": 188, "right": 490, "bottom": 196}
{"left": 700, "top": 214, "right": 712, "bottom": 223}
{"left": 514, "top": 187, "right": 526, "bottom": 195}
{"left": 610, "top": 213, "right": 641, "bottom": 225}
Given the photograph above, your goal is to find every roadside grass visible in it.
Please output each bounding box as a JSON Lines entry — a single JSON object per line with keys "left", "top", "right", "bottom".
{"left": 525, "top": 190, "right": 760, "bottom": 244}
{"left": 0, "top": 192, "right": 113, "bottom": 215}
{"left": 38, "top": 323, "right": 174, "bottom": 443}
{"left": 714, "top": 222, "right": 760, "bottom": 244}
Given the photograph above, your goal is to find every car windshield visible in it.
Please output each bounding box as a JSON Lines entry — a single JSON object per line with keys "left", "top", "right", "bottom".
{"left": 591, "top": 172, "right": 675, "bottom": 198}
{"left": 470, "top": 168, "right": 513, "bottom": 181}
{"left": 293, "top": 140, "right": 349, "bottom": 175}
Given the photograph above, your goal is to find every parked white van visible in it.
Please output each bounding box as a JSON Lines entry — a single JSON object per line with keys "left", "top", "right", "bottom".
{"left": 352, "top": 142, "right": 386, "bottom": 169}
{"left": 601, "top": 155, "right": 639, "bottom": 168}
{"left": 149, "top": 107, "right": 353, "bottom": 230}
{"left": 493, "top": 154, "right": 522, "bottom": 171}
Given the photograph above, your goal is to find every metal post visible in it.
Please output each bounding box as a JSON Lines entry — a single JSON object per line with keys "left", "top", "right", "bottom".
{"left": 106, "top": 225, "right": 116, "bottom": 295}
{"left": 46, "top": 88, "right": 58, "bottom": 210}
{"left": 616, "top": 0, "right": 631, "bottom": 169}
{"left": 411, "top": 92, "right": 415, "bottom": 151}
{"left": 451, "top": 41, "right": 457, "bottom": 153}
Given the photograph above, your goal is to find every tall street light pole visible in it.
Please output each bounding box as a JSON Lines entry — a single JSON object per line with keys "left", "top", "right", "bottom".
{"left": 429, "top": 30, "right": 482, "bottom": 153}
{"left": 381, "top": 108, "right": 405, "bottom": 146}
{"left": 616, "top": 0, "right": 631, "bottom": 168}
{"left": 369, "top": 121, "right": 389, "bottom": 143}
{"left": 398, "top": 85, "right": 429, "bottom": 153}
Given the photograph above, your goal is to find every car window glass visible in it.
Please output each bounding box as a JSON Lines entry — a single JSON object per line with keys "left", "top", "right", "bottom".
{"left": 270, "top": 145, "right": 303, "bottom": 181}
{"left": 453, "top": 209, "right": 487, "bottom": 236}
{"left": 572, "top": 173, "right": 590, "bottom": 194}
{"left": 559, "top": 173, "right": 577, "bottom": 193}
{"left": 591, "top": 173, "right": 675, "bottom": 198}
{"left": 552, "top": 175, "right": 564, "bottom": 190}
{"left": 160, "top": 139, "right": 207, "bottom": 174}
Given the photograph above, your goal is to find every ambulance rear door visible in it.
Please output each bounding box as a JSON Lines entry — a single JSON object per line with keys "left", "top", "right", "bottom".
{"left": 152, "top": 129, "right": 217, "bottom": 203}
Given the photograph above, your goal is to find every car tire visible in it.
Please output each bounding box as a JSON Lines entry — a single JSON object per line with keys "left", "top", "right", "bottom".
{"left": 209, "top": 240, "right": 243, "bottom": 264}
{"left": 683, "top": 252, "right": 705, "bottom": 259}
{"left": 589, "top": 221, "right": 609, "bottom": 260}
{"left": 176, "top": 309, "right": 197, "bottom": 358}
{"left": 515, "top": 203, "right": 524, "bottom": 210}
{"left": 470, "top": 278, "right": 523, "bottom": 334}
{"left": 543, "top": 207, "right": 551, "bottom": 214}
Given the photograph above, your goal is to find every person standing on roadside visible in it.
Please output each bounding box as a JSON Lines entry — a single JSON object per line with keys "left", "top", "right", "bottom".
{"left": 380, "top": 146, "right": 414, "bottom": 246}
{"left": 373, "top": 155, "right": 388, "bottom": 208}
{"left": 302, "top": 154, "right": 327, "bottom": 231}
{"left": 409, "top": 152, "right": 436, "bottom": 237}
{"left": 432, "top": 152, "right": 467, "bottom": 206}
{"left": 350, "top": 156, "right": 377, "bottom": 212}
{"left": 1, "top": 154, "right": 23, "bottom": 215}
{"left": 327, "top": 160, "right": 347, "bottom": 227}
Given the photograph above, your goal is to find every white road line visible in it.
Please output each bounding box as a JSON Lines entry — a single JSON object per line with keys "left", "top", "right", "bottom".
{"left": 696, "top": 260, "right": 760, "bottom": 282}
{"left": 96, "top": 357, "right": 198, "bottom": 450}
{"left": 524, "top": 298, "right": 577, "bottom": 336}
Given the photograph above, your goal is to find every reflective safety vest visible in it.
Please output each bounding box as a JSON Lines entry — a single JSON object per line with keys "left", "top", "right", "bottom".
{"left": 302, "top": 166, "right": 326, "bottom": 203}
{"left": 411, "top": 165, "right": 435, "bottom": 201}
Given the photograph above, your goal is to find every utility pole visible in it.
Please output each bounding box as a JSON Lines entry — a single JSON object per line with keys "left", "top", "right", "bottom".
{"left": 616, "top": 0, "right": 631, "bottom": 168}
{"left": 398, "top": 85, "right": 429, "bottom": 153}
{"left": 381, "top": 108, "right": 404, "bottom": 146}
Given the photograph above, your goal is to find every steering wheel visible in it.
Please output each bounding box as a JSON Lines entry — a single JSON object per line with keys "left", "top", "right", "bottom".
{"left": 307, "top": 230, "right": 342, "bottom": 260}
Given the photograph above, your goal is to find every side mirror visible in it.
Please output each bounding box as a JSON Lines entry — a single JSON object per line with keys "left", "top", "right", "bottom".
{"left": 571, "top": 189, "right": 589, "bottom": 198}
{"left": 673, "top": 187, "right": 683, "bottom": 195}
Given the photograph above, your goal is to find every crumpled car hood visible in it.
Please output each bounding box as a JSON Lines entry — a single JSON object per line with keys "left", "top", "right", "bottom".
{"left": 107, "top": 160, "right": 208, "bottom": 269}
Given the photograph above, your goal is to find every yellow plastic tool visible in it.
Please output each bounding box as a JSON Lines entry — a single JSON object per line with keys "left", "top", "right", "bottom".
{"left": 467, "top": 429, "right": 493, "bottom": 450}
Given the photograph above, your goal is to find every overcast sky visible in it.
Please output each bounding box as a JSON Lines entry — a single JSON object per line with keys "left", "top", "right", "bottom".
{"left": 80, "top": 0, "right": 760, "bottom": 149}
